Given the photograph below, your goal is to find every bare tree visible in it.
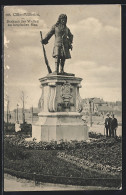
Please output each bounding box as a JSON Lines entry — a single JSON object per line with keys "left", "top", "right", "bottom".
{"left": 21, "top": 91, "right": 25, "bottom": 124}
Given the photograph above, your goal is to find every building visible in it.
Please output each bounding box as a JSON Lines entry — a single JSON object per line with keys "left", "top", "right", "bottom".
{"left": 82, "top": 97, "right": 107, "bottom": 115}
{"left": 81, "top": 98, "right": 122, "bottom": 116}
{"left": 4, "top": 107, "right": 39, "bottom": 124}
{"left": 98, "top": 105, "right": 114, "bottom": 115}
{"left": 116, "top": 101, "right": 122, "bottom": 106}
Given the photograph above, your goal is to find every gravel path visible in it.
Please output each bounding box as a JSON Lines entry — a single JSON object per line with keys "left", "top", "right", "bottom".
{"left": 89, "top": 124, "right": 122, "bottom": 136}
{"left": 4, "top": 174, "right": 118, "bottom": 191}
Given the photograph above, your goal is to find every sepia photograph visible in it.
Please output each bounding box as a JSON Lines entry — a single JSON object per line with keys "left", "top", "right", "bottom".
{"left": 3, "top": 4, "right": 122, "bottom": 191}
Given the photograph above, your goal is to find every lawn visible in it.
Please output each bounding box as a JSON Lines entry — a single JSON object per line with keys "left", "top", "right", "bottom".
{"left": 4, "top": 134, "right": 122, "bottom": 187}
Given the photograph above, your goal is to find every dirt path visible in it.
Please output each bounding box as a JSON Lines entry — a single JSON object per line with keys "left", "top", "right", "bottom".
{"left": 4, "top": 174, "right": 118, "bottom": 191}
{"left": 89, "top": 124, "right": 122, "bottom": 136}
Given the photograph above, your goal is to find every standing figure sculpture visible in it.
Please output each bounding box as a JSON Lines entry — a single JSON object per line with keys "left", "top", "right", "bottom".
{"left": 42, "top": 14, "right": 73, "bottom": 74}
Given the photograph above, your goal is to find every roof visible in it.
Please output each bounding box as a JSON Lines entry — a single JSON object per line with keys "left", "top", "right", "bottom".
{"left": 92, "top": 98, "right": 105, "bottom": 104}
{"left": 98, "top": 105, "right": 114, "bottom": 112}
{"left": 82, "top": 98, "right": 106, "bottom": 105}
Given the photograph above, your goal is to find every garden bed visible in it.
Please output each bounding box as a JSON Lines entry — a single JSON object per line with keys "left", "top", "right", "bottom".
{"left": 4, "top": 134, "right": 122, "bottom": 188}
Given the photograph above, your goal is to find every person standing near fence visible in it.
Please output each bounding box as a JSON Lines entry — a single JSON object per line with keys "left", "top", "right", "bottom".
{"left": 111, "top": 114, "right": 118, "bottom": 137}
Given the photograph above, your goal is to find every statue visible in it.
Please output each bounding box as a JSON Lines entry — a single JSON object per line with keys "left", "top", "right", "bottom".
{"left": 33, "top": 15, "right": 88, "bottom": 142}
{"left": 42, "top": 14, "right": 73, "bottom": 74}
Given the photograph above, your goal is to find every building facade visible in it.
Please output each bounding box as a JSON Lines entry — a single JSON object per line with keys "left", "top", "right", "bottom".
{"left": 81, "top": 98, "right": 121, "bottom": 116}
{"left": 4, "top": 107, "right": 39, "bottom": 124}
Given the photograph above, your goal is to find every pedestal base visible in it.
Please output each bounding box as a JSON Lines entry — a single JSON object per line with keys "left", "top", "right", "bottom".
{"left": 32, "top": 112, "right": 88, "bottom": 142}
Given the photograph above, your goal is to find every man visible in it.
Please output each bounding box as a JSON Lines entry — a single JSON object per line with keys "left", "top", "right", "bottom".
{"left": 105, "top": 113, "right": 110, "bottom": 137}
{"left": 105, "top": 113, "right": 112, "bottom": 137}
{"left": 111, "top": 114, "right": 118, "bottom": 137}
{"left": 42, "top": 14, "right": 73, "bottom": 74}
{"left": 108, "top": 114, "right": 112, "bottom": 137}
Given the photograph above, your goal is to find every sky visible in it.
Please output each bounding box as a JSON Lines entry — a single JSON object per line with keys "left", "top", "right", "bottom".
{"left": 4, "top": 5, "right": 121, "bottom": 111}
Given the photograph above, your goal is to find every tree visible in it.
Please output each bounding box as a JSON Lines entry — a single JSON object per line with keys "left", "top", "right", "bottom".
{"left": 21, "top": 91, "right": 25, "bottom": 124}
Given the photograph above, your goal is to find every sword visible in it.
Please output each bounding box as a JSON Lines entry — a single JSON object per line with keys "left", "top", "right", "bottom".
{"left": 40, "top": 31, "right": 52, "bottom": 74}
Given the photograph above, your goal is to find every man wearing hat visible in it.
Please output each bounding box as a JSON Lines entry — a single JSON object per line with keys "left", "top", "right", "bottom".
{"left": 105, "top": 113, "right": 112, "bottom": 137}
{"left": 111, "top": 114, "right": 118, "bottom": 137}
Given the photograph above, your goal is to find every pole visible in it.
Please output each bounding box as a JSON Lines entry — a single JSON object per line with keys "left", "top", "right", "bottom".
{"left": 14, "top": 109, "right": 16, "bottom": 121}
{"left": 22, "top": 91, "right": 25, "bottom": 124}
{"left": 17, "top": 104, "right": 19, "bottom": 122}
{"left": 89, "top": 100, "right": 92, "bottom": 127}
{"left": 31, "top": 106, "right": 33, "bottom": 123}
{"left": 23, "top": 98, "right": 25, "bottom": 123}
{"left": 7, "top": 99, "right": 9, "bottom": 130}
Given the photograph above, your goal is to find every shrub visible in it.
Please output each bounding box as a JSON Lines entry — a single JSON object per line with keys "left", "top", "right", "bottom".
{"left": 4, "top": 122, "right": 15, "bottom": 135}
{"left": 4, "top": 132, "right": 121, "bottom": 152}
{"left": 89, "top": 131, "right": 103, "bottom": 139}
{"left": 20, "top": 122, "right": 32, "bottom": 136}
{"left": 4, "top": 136, "right": 31, "bottom": 160}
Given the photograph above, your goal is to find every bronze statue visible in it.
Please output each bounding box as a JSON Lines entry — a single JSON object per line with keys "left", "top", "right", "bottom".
{"left": 42, "top": 14, "right": 73, "bottom": 74}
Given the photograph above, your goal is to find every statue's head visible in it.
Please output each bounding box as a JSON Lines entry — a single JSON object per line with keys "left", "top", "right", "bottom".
{"left": 56, "top": 14, "right": 67, "bottom": 25}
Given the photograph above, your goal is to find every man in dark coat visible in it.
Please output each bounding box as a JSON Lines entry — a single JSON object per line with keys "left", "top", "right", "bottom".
{"left": 111, "top": 114, "right": 118, "bottom": 137}
{"left": 105, "top": 113, "right": 112, "bottom": 137}
{"left": 42, "top": 14, "right": 73, "bottom": 74}
{"left": 105, "top": 114, "right": 109, "bottom": 137}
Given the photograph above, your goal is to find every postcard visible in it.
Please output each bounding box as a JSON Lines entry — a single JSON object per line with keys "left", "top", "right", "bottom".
{"left": 3, "top": 5, "right": 122, "bottom": 191}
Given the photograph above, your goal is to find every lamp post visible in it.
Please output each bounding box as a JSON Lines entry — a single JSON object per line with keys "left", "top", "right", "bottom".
{"left": 6, "top": 99, "right": 9, "bottom": 130}
{"left": 14, "top": 109, "right": 16, "bottom": 121}
{"left": 16, "top": 104, "right": 19, "bottom": 122}
{"left": 89, "top": 99, "right": 92, "bottom": 127}
{"left": 31, "top": 106, "right": 33, "bottom": 123}
{"left": 21, "top": 91, "right": 25, "bottom": 124}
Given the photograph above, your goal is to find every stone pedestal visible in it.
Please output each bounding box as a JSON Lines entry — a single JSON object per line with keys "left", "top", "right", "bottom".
{"left": 32, "top": 74, "right": 88, "bottom": 142}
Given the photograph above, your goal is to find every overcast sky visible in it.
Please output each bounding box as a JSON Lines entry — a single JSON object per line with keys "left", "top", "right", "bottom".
{"left": 4, "top": 5, "right": 121, "bottom": 111}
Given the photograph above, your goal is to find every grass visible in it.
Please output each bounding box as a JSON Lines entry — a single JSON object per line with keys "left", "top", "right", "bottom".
{"left": 5, "top": 149, "right": 102, "bottom": 178}
{"left": 4, "top": 134, "right": 122, "bottom": 187}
